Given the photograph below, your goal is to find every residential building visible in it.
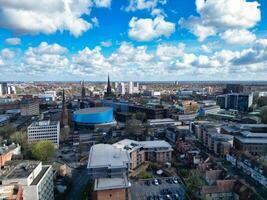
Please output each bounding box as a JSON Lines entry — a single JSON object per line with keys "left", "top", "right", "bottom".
{"left": 113, "top": 139, "right": 173, "bottom": 170}
{"left": 0, "top": 143, "right": 21, "bottom": 168}
{"left": 20, "top": 99, "right": 39, "bottom": 116}
{"left": 87, "top": 144, "right": 131, "bottom": 200}
{"left": 226, "top": 153, "right": 267, "bottom": 187}
{"left": 27, "top": 120, "right": 60, "bottom": 146}
{"left": 1, "top": 161, "right": 54, "bottom": 200}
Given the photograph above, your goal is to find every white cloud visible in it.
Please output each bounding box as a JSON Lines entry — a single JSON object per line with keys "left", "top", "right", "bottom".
{"left": 91, "top": 17, "right": 99, "bottom": 27}
{"left": 125, "top": 0, "right": 158, "bottom": 12}
{"left": 101, "top": 40, "right": 112, "bottom": 47}
{"left": 128, "top": 16, "right": 175, "bottom": 41}
{"left": 94, "top": 0, "right": 111, "bottom": 7}
{"left": 4, "top": 38, "right": 267, "bottom": 80}
{"left": 72, "top": 46, "right": 111, "bottom": 74}
{"left": 220, "top": 29, "right": 256, "bottom": 45}
{"left": 179, "top": 0, "right": 261, "bottom": 42}
{"left": 0, "top": 0, "right": 110, "bottom": 37}
{"left": 5, "top": 37, "right": 21, "bottom": 45}
{"left": 26, "top": 42, "right": 68, "bottom": 55}
{"left": 156, "top": 43, "right": 185, "bottom": 61}
{"left": 1, "top": 48, "right": 15, "bottom": 59}
{"left": 200, "top": 44, "right": 211, "bottom": 53}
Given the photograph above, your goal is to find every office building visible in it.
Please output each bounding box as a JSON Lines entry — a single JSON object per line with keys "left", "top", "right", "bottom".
{"left": 7, "top": 86, "right": 16, "bottom": 95}
{"left": 20, "top": 99, "right": 40, "bottom": 116}
{"left": 27, "top": 120, "right": 60, "bottom": 146}
{"left": 1, "top": 161, "right": 54, "bottom": 200}
{"left": 223, "top": 84, "right": 244, "bottom": 94}
{"left": 128, "top": 81, "right": 133, "bottom": 94}
{"left": 0, "top": 83, "right": 8, "bottom": 96}
{"left": 117, "top": 82, "right": 126, "bottom": 95}
{"left": 216, "top": 93, "right": 253, "bottom": 112}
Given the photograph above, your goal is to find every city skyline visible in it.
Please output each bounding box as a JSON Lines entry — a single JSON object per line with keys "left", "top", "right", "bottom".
{"left": 0, "top": 0, "right": 267, "bottom": 81}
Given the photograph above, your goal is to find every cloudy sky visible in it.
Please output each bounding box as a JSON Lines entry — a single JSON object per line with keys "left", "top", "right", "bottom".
{"left": 0, "top": 0, "right": 267, "bottom": 81}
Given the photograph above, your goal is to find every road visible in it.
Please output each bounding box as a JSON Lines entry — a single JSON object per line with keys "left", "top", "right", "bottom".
{"left": 66, "top": 168, "right": 90, "bottom": 200}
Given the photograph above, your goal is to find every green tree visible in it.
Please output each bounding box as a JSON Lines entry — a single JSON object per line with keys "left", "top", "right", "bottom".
{"left": 11, "top": 131, "right": 28, "bottom": 149}
{"left": 31, "top": 141, "right": 55, "bottom": 161}
{"left": 0, "top": 124, "right": 16, "bottom": 139}
{"left": 260, "top": 106, "right": 267, "bottom": 124}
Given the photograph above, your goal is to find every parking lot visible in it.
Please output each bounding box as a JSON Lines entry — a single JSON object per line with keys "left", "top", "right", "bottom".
{"left": 130, "top": 177, "right": 185, "bottom": 200}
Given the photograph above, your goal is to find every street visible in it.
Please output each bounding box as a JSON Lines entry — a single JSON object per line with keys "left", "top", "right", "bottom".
{"left": 66, "top": 168, "right": 90, "bottom": 200}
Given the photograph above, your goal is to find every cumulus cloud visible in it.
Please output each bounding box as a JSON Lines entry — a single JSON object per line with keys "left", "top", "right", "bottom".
{"left": 22, "top": 42, "right": 69, "bottom": 74}
{"left": 5, "top": 37, "right": 21, "bottom": 45}
{"left": 220, "top": 29, "right": 256, "bottom": 45}
{"left": 4, "top": 38, "right": 267, "bottom": 80}
{"left": 125, "top": 0, "right": 158, "bottom": 12}
{"left": 0, "top": 0, "right": 110, "bottom": 37}
{"left": 94, "top": 0, "right": 111, "bottom": 7}
{"left": 128, "top": 16, "right": 175, "bottom": 41}
{"left": 101, "top": 40, "right": 112, "bottom": 47}
{"left": 179, "top": 0, "right": 261, "bottom": 43}
{"left": 1, "top": 48, "right": 15, "bottom": 59}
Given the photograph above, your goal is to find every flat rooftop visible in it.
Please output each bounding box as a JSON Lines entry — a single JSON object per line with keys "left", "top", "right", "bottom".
{"left": 31, "top": 166, "right": 49, "bottom": 185}
{"left": 87, "top": 144, "right": 130, "bottom": 169}
{"left": 94, "top": 177, "right": 130, "bottom": 191}
{"left": 74, "top": 107, "right": 112, "bottom": 114}
{"left": 235, "top": 137, "right": 267, "bottom": 144}
{"left": 29, "top": 120, "right": 59, "bottom": 127}
{"left": 4, "top": 161, "right": 40, "bottom": 179}
{"left": 113, "top": 139, "right": 172, "bottom": 152}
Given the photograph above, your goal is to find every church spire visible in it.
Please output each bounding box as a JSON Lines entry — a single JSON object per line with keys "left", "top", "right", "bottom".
{"left": 81, "top": 80, "right": 86, "bottom": 99}
{"left": 106, "top": 74, "right": 112, "bottom": 96}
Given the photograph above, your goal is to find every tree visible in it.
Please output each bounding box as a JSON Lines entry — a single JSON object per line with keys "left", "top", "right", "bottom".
{"left": 125, "top": 119, "right": 144, "bottom": 140}
{"left": 31, "top": 141, "right": 55, "bottom": 161}
{"left": 260, "top": 106, "right": 267, "bottom": 124}
{"left": 134, "top": 112, "right": 147, "bottom": 122}
{"left": 11, "top": 131, "right": 28, "bottom": 149}
{"left": 256, "top": 97, "right": 267, "bottom": 108}
{"left": 0, "top": 124, "right": 16, "bottom": 139}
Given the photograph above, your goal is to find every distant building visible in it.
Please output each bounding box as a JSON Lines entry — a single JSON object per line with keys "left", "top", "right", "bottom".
{"left": 81, "top": 80, "right": 86, "bottom": 99}
{"left": 7, "top": 86, "right": 16, "bottom": 95}
{"left": 216, "top": 93, "right": 253, "bottom": 112}
{"left": 129, "top": 105, "right": 168, "bottom": 119}
{"left": 1, "top": 161, "right": 54, "bottom": 200}
{"left": 223, "top": 84, "right": 244, "bottom": 94}
{"left": 61, "top": 89, "right": 68, "bottom": 127}
{"left": 27, "top": 120, "right": 60, "bottom": 146}
{"left": 128, "top": 81, "right": 133, "bottom": 94}
{"left": 117, "top": 82, "right": 126, "bottom": 95}
{"left": 20, "top": 99, "right": 39, "bottom": 116}
{"left": 0, "top": 82, "right": 8, "bottom": 96}
{"left": 105, "top": 74, "right": 113, "bottom": 98}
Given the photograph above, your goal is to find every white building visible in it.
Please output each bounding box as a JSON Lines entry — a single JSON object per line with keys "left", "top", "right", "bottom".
{"left": 2, "top": 161, "right": 54, "bottom": 200}
{"left": 27, "top": 120, "right": 60, "bottom": 146}
{"left": 128, "top": 81, "right": 133, "bottom": 94}
{"left": 118, "top": 82, "right": 126, "bottom": 95}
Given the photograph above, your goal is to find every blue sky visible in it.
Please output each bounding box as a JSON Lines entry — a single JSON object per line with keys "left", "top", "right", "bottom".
{"left": 0, "top": 0, "right": 267, "bottom": 81}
